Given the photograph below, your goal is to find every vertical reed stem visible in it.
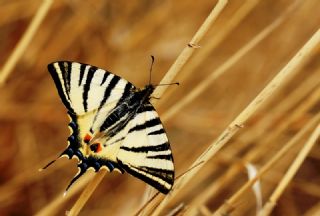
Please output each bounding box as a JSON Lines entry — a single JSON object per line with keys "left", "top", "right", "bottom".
{"left": 0, "top": 0, "right": 53, "bottom": 85}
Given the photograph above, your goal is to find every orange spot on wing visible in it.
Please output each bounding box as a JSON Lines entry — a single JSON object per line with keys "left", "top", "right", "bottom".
{"left": 84, "top": 133, "right": 92, "bottom": 143}
{"left": 96, "top": 143, "right": 102, "bottom": 153}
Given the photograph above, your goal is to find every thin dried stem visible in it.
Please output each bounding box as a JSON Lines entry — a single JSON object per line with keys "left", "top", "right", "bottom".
{"left": 35, "top": 173, "right": 94, "bottom": 216}
{"left": 161, "top": 0, "right": 299, "bottom": 121}
{"left": 259, "top": 123, "right": 320, "bottom": 216}
{"left": 213, "top": 113, "right": 320, "bottom": 216}
{"left": 67, "top": 170, "right": 106, "bottom": 216}
{"left": 68, "top": 1, "right": 228, "bottom": 215}
{"left": 238, "top": 69, "right": 320, "bottom": 148}
{"left": 0, "top": 157, "right": 66, "bottom": 204}
{"left": 188, "top": 82, "right": 320, "bottom": 214}
{"left": 162, "top": 0, "right": 261, "bottom": 102}
{"left": 0, "top": 0, "right": 53, "bottom": 85}
{"left": 152, "top": 0, "right": 228, "bottom": 99}
{"left": 198, "top": 205, "right": 213, "bottom": 216}
{"left": 305, "top": 202, "right": 320, "bottom": 216}
{"left": 150, "top": 28, "right": 320, "bottom": 215}
{"left": 117, "top": 2, "right": 171, "bottom": 51}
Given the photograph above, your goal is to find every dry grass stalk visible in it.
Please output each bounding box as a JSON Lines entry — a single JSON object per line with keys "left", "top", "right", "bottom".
{"left": 184, "top": 85, "right": 319, "bottom": 215}
{"left": 197, "top": 83, "right": 320, "bottom": 214}
{"left": 259, "top": 123, "right": 320, "bottom": 216}
{"left": 67, "top": 1, "right": 228, "bottom": 215}
{"left": 166, "top": 202, "right": 185, "bottom": 216}
{"left": 0, "top": 157, "right": 66, "bottom": 205}
{"left": 213, "top": 113, "right": 320, "bottom": 216}
{"left": 67, "top": 171, "right": 106, "bottom": 216}
{"left": 150, "top": 29, "right": 320, "bottom": 215}
{"left": 182, "top": 159, "right": 243, "bottom": 215}
{"left": 161, "top": 0, "right": 298, "bottom": 121}
{"left": 0, "top": 1, "right": 63, "bottom": 27}
{"left": 116, "top": 2, "right": 171, "bottom": 51}
{"left": 238, "top": 69, "right": 320, "bottom": 147}
{"left": 152, "top": 0, "right": 228, "bottom": 99}
{"left": 254, "top": 85, "right": 320, "bottom": 151}
{"left": 175, "top": 67, "right": 320, "bottom": 215}
{"left": 305, "top": 202, "right": 320, "bottom": 216}
{"left": 162, "top": 0, "right": 260, "bottom": 102}
{"left": 16, "top": 124, "right": 45, "bottom": 212}
{"left": 239, "top": 84, "right": 320, "bottom": 169}
{"left": 0, "top": 0, "right": 53, "bottom": 85}
{"left": 198, "top": 204, "right": 213, "bottom": 216}
{"left": 35, "top": 174, "right": 94, "bottom": 216}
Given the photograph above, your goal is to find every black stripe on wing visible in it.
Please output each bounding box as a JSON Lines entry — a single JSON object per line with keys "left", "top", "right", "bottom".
{"left": 48, "top": 63, "right": 74, "bottom": 112}
{"left": 98, "top": 75, "right": 120, "bottom": 109}
{"left": 139, "top": 166, "right": 174, "bottom": 184}
{"left": 117, "top": 160, "right": 174, "bottom": 194}
{"left": 116, "top": 82, "right": 133, "bottom": 106}
{"left": 57, "top": 61, "right": 72, "bottom": 96}
{"left": 78, "top": 63, "right": 86, "bottom": 86}
{"left": 137, "top": 104, "right": 154, "bottom": 113}
{"left": 83, "top": 66, "right": 97, "bottom": 112}
{"left": 148, "top": 128, "right": 165, "bottom": 135}
{"left": 128, "top": 118, "right": 162, "bottom": 133}
{"left": 146, "top": 154, "right": 173, "bottom": 160}
{"left": 120, "top": 142, "right": 170, "bottom": 153}
{"left": 66, "top": 62, "right": 72, "bottom": 93}
{"left": 100, "top": 72, "right": 109, "bottom": 85}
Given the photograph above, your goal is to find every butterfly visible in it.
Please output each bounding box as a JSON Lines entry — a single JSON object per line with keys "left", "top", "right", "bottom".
{"left": 44, "top": 61, "right": 174, "bottom": 194}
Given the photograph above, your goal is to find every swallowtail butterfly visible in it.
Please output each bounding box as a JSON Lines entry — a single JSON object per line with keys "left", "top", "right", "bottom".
{"left": 44, "top": 61, "right": 174, "bottom": 194}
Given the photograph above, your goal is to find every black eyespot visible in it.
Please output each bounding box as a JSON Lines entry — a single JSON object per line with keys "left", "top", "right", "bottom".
{"left": 90, "top": 143, "right": 99, "bottom": 152}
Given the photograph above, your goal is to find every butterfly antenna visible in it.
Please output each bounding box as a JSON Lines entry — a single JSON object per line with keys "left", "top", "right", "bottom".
{"left": 149, "top": 55, "right": 155, "bottom": 85}
{"left": 155, "top": 82, "right": 179, "bottom": 87}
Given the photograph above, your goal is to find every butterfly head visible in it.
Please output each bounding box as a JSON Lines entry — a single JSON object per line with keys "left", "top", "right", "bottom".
{"left": 136, "top": 84, "right": 155, "bottom": 102}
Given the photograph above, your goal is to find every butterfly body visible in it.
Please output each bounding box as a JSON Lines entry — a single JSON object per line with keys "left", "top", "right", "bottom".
{"left": 46, "top": 61, "right": 174, "bottom": 194}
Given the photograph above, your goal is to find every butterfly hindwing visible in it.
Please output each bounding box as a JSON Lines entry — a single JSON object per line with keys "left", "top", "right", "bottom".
{"left": 117, "top": 103, "right": 174, "bottom": 194}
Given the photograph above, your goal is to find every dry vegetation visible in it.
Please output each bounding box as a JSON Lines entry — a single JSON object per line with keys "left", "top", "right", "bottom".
{"left": 0, "top": 0, "right": 319, "bottom": 216}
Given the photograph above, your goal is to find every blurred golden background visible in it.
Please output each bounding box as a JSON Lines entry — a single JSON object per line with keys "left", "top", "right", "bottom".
{"left": 0, "top": 0, "right": 319, "bottom": 215}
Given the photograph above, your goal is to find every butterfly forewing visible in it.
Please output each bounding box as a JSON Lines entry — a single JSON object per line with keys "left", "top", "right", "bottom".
{"left": 47, "top": 61, "right": 174, "bottom": 194}
{"left": 48, "top": 61, "right": 134, "bottom": 115}
{"left": 48, "top": 61, "right": 134, "bottom": 157}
